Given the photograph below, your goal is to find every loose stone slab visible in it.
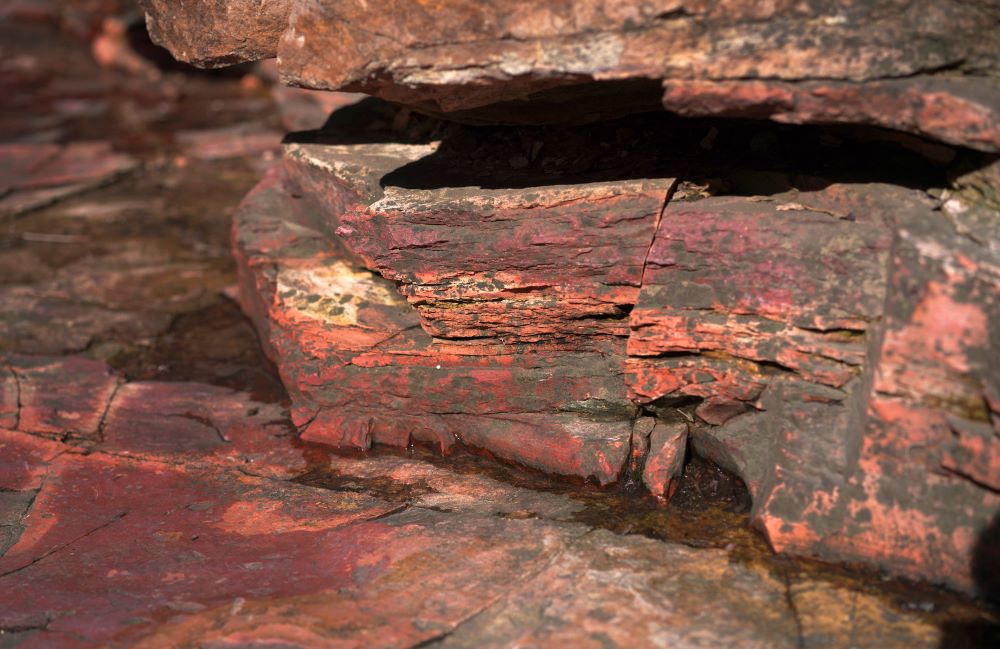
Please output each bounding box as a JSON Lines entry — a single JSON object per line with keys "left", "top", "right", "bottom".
{"left": 234, "top": 165, "right": 638, "bottom": 484}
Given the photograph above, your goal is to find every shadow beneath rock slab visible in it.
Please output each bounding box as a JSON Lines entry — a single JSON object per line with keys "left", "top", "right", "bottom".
{"left": 1, "top": 6, "right": 999, "bottom": 649}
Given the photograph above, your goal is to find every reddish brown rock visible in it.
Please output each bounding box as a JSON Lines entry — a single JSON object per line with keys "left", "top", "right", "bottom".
{"left": 0, "top": 355, "right": 119, "bottom": 442}
{"left": 0, "top": 141, "right": 139, "bottom": 216}
{"left": 144, "top": 0, "right": 1000, "bottom": 150}
{"left": 624, "top": 179, "right": 1000, "bottom": 592}
{"left": 286, "top": 140, "right": 676, "bottom": 343}
{"left": 142, "top": 0, "right": 293, "bottom": 67}
{"left": 234, "top": 163, "right": 637, "bottom": 484}
{"left": 0, "top": 426, "right": 960, "bottom": 649}
{"left": 101, "top": 380, "right": 306, "bottom": 479}
{"left": 176, "top": 123, "right": 283, "bottom": 161}
{"left": 755, "top": 192, "right": 1000, "bottom": 593}
{"left": 0, "top": 450, "right": 398, "bottom": 646}
{"left": 661, "top": 77, "right": 1000, "bottom": 153}
{"left": 626, "top": 184, "right": 908, "bottom": 416}
{"left": 641, "top": 419, "right": 687, "bottom": 500}
{"left": 0, "top": 428, "right": 65, "bottom": 491}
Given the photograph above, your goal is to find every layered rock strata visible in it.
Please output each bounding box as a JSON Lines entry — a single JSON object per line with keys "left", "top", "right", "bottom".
{"left": 144, "top": 0, "right": 1000, "bottom": 150}
{"left": 141, "top": 0, "right": 1000, "bottom": 595}
{"left": 230, "top": 105, "right": 999, "bottom": 592}
{"left": 234, "top": 143, "right": 676, "bottom": 487}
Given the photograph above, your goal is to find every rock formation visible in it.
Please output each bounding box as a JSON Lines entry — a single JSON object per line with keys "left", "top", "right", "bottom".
{"left": 143, "top": 0, "right": 1000, "bottom": 150}
{"left": 144, "top": 0, "right": 999, "bottom": 594}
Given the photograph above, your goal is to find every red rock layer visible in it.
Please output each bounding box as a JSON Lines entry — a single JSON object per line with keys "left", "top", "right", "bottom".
{"left": 144, "top": 0, "right": 1000, "bottom": 151}
{"left": 229, "top": 124, "right": 1000, "bottom": 589}
{"left": 233, "top": 163, "right": 647, "bottom": 485}
{"left": 285, "top": 141, "right": 675, "bottom": 344}
{"left": 625, "top": 182, "right": 1000, "bottom": 592}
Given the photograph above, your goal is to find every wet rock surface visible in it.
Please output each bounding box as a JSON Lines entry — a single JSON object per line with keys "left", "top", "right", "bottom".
{"left": 1, "top": 6, "right": 998, "bottom": 649}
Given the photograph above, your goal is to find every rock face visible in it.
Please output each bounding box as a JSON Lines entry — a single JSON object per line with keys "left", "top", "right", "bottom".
{"left": 229, "top": 99, "right": 1000, "bottom": 593}
{"left": 233, "top": 157, "right": 651, "bottom": 485}
{"left": 143, "top": 0, "right": 292, "bottom": 66}
{"left": 143, "top": 0, "right": 1000, "bottom": 150}
{"left": 142, "top": 0, "right": 1000, "bottom": 595}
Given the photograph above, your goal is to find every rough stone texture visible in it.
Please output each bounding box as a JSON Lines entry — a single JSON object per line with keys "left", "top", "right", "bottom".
{"left": 142, "top": 0, "right": 293, "bottom": 67}
{"left": 7, "top": 4, "right": 998, "bottom": 624}
{"left": 755, "top": 185, "right": 1000, "bottom": 593}
{"left": 145, "top": 0, "right": 1000, "bottom": 150}
{"left": 641, "top": 419, "right": 688, "bottom": 500}
{"left": 0, "top": 355, "right": 120, "bottom": 442}
{"left": 288, "top": 140, "right": 676, "bottom": 343}
{"left": 0, "top": 421, "right": 979, "bottom": 648}
{"left": 627, "top": 184, "right": 905, "bottom": 413}
{"left": 229, "top": 105, "right": 1000, "bottom": 589}
{"left": 234, "top": 163, "right": 637, "bottom": 484}
{"left": 623, "top": 179, "right": 1000, "bottom": 592}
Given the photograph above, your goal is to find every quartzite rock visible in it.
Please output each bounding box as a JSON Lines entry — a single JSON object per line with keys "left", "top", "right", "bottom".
{"left": 144, "top": 0, "right": 1000, "bottom": 150}
{"left": 234, "top": 164, "right": 639, "bottom": 484}
{"left": 231, "top": 105, "right": 1000, "bottom": 589}
{"left": 626, "top": 184, "right": 904, "bottom": 425}
{"left": 286, "top": 140, "right": 676, "bottom": 343}
{"left": 755, "top": 187, "right": 1000, "bottom": 592}
{"left": 625, "top": 181, "right": 1000, "bottom": 592}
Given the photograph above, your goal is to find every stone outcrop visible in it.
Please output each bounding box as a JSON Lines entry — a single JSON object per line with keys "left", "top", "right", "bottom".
{"left": 143, "top": 0, "right": 1000, "bottom": 150}
{"left": 140, "top": 0, "right": 1000, "bottom": 595}
{"left": 2, "top": 11, "right": 998, "bottom": 642}
{"left": 228, "top": 103, "right": 1000, "bottom": 592}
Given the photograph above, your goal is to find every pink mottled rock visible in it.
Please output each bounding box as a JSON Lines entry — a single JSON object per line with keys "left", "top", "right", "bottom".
{"left": 101, "top": 381, "right": 306, "bottom": 479}
{"left": 0, "top": 428, "right": 65, "bottom": 491}
{"left": 234, "top": 162, "right": 637, "bottom": 484}
{"left": 626, "top": 179, "right": 1000, "bottom": 592}
{"left": 0, "top": 355, "right": 120, "bottom": 441}
{"left": 626, "top": 184, "right": 908, "bottom": 412}
{"left": 756, "top": 194, "right": 1000, "bottom": 593}
{"left": 285, "top": 140, "right": 676, "bottom": 343}
{"left": 642, "top": 420, "right": 687, "bottom": 500}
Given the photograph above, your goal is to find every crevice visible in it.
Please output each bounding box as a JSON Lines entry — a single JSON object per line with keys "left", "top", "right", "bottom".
{"left": 368, "top": 324, "right": 423, "bottom": 352}
{"left": 0, "top": 511, "right": 127, "bottom": 580}
{"left": 941, "top": 466, "right": 1000, "bottom": 494}
{"left": 369, "top": 504, "right": 411, "bottom": 521}
{"left": 779, "top": 561, "right": 806, "bottom": 649}
{"left": 637, "top": 177, "right": 681, "bottom": 302}
{"left": 6, "top": 364, "right": 22, "bottom": 431}
{"left": 95, "top": 381, "right": 123, "bottom": 445}
{"left": 165, "top": 412, "right": 230, "bottom": 444}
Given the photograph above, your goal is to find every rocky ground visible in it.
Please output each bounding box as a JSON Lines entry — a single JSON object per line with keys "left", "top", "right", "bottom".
{"left": 1, "top": 6, "right": 998, "bottom": 649}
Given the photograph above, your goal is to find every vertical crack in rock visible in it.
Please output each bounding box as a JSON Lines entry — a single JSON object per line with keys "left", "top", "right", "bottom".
{"left": 95, "top": 381, "right": 123, "bottom": 445}
{"left": 638, "top": 176, "right": 681, "bottom": 294}
{"left": 6, "top": 365, "right": 22, "bottom": 432}
{"left": 779, "top": 563, "right": 807, "bottom": 649}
